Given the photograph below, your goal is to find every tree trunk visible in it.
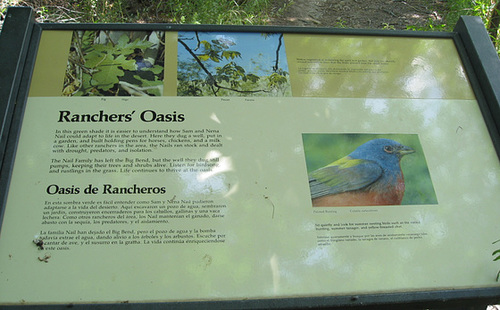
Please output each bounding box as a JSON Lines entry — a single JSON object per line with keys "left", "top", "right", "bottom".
{"left": 488, "top": 0, "right": 500, "bottom": 40}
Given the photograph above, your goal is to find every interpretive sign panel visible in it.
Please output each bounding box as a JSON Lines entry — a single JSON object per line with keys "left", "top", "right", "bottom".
{"left": 0, "top": 8, "right": 500, "bottom": 308}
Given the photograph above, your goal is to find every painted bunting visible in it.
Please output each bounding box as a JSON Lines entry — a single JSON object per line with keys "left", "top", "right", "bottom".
{"left": 308, "top": 138, "right": 415, "bottom": 207}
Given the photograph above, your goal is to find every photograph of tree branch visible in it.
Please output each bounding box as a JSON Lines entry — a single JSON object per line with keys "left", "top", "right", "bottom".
{"left": 63, "top": 30, "right": 165, "bottom": 96}
{"left": 177, "top": 31, "right": 291, "bottom": 96}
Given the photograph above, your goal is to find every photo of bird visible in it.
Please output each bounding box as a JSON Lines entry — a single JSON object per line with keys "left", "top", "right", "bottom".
{"left": 308, "top": 138, "right": 415, "bottom": 207}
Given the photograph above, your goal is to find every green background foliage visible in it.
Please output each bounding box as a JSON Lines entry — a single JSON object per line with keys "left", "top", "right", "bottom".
{"left": 302, "top": 133, "right": 438, "bottom": 205}
{"left": 1, "top": 0, "right": 498, "bottom": 53}
{"left": 407, "top": 0, "right": 499, "bottom": 54}
{"left": 64, "top": 30, "right": 164, "bottom": 96}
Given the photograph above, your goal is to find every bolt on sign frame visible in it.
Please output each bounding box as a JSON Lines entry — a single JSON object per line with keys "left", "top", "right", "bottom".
{"left": 1, "top": 6, "right": 500, "bottom": 310}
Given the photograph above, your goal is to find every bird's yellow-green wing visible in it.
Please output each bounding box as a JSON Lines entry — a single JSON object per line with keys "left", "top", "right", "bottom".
{"left": 308, "top": 156, "right": 382, "bottom": 199}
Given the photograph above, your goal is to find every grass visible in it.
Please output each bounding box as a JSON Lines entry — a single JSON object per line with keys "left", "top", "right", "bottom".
{"left": 1, "top": 0, "right": 273, "bottom": 25}
{"left": 1, "top": 0, "right": 498, "bottom": 53}
{"left": 408, "top": 0, "right": 499, "bottom": 54}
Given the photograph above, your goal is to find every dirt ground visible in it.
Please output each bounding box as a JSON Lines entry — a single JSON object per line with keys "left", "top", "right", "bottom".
{"left": 268, "top": 0, "right": 447, "bottom": 30}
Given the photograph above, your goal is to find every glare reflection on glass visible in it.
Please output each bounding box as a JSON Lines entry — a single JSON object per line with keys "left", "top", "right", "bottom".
{"left": 310, "top": 76, "right": 325, "bottom": 92}
{"left": 294, "top": 145, "right": 303, "bottom": 155}
{"left": 270, "top": 254, "right": 280, "bottom": 294}
{"left": 456, "top": 65, "right": 468, "bottom": 83}
{"left": 210, "top": 112, "right": 221, "bottom": 124}
{"left": 364, "top": 99, "right": 389, "bottom": 115}
{"left": 179, "top": 150, "right": 234, "bottom": 197}
{"left": 180, "top": 171, "right": 228, "bottom": 196}
{"left": 304, "top": 247, "right": 333, "bottom": 267}
{"left": 224, "top": 182, "right": 239, "bottom": 198}
{"left": 487, "top": 171, "right": 500, "bottom": 186}
{"left": 409, "top": 100, "right": 443, "bottom": 127}
{"left": 198, "top": 150, "right": 232, "bottom": 181}
{"left": 403, "top": 57, "right": 443, "bottom": 98}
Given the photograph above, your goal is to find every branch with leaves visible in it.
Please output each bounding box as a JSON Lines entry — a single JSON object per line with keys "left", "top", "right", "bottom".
{"left": 178, "top": 35, "right": 268, "bottom": 96}
{"left": 64, "top": 30, "right": 164, "bottom": 96}
{"left": 177, "top": 32, "right": 289, "bottom": 96}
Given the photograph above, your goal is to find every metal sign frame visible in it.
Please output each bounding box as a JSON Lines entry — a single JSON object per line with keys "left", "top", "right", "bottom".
{"left": 1, "top": 6, "right": 500, "bottom": 309}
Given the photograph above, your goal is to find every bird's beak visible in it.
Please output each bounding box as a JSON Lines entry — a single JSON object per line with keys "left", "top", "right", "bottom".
{"left": 397, "top": 145, "right": 415, "bottom": 157}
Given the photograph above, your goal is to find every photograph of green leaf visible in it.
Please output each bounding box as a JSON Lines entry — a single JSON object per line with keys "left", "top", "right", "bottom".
{"left": 303, "top": 133, "right": 438, "bottom": 206}
{"left": 63, "top": 30, "right": 165, "bottom": 96}
{"left": 177, "top": 31, "right": 291, "bottom": 96}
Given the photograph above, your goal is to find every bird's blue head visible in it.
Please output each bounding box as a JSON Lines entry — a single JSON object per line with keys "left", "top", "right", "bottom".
{"left": 349, "top": 138, "right": 415, "bottom": 168}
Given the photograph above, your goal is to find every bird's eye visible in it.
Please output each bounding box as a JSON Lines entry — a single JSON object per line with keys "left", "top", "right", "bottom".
{"left": 384, "top": 145, "right": 394, "bottom": 153}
